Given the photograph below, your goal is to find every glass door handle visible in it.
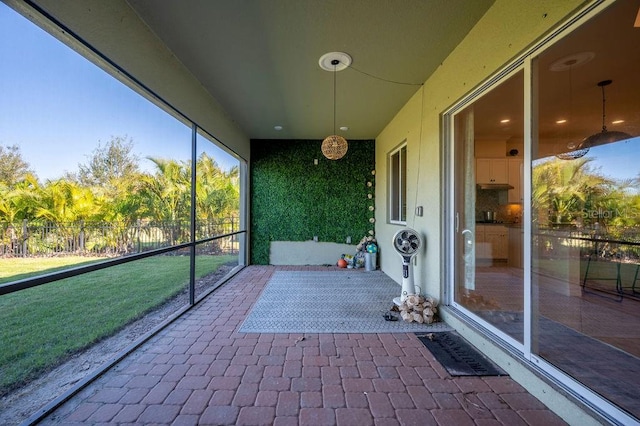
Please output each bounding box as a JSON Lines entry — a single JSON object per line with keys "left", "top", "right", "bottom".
{"left": 462, "top": 229, "right": 474, "bottom": 255}
{"left": 461, "top": 229, "right": 475, "bottom": 290}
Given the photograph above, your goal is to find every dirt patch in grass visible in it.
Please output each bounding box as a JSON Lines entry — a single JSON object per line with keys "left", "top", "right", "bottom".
{"left": 0, "top": 264, "right": 236, "bottom": 426}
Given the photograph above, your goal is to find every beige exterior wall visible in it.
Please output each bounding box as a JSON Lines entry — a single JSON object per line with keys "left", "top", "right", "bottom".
{"left": 8, "top": 0, "right": 251, "bottom": 160}
{"left": 375, "top": 0, "right": 586, "bottom": 295}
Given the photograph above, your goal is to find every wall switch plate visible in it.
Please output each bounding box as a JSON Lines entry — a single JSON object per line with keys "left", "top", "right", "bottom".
{"left": 416, "top": 206, "right": 423, "bottom": 216}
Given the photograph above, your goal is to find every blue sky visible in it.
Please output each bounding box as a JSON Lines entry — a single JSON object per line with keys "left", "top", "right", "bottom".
{"left": 587, "top": 138, "right": 639, "bottom": 183}
{"left": 0, "top": 3, "right": 236, "bottom": 182}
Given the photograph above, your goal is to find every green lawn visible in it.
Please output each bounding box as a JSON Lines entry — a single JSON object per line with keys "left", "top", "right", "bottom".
{"left": 0, "top": 256, "right": 104, "bottom": 285}
{"left": 0, "top": 254, "right": 236, "bottom": 396}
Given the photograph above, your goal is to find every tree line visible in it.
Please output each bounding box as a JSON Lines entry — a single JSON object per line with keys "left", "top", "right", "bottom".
{"left": 0, "top": 137, "right": 239, "bottom": 249}
{"left": 532, "top": 156, "right": 640, "bottom": 239}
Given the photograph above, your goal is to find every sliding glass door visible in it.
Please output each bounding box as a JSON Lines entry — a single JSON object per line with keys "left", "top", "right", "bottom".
{"left": 530, "top": 0, "right": 640, "bottom": 419}
{"left": 448, "top": 0, "right": 640, "bottom": 421}
{"left": 451, "top": 70, "right": 525, "bottom": 346}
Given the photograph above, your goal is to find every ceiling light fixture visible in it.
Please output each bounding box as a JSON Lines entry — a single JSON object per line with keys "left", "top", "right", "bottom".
{"left": 556, "top": 119, "right": 567, "bottom": 124}
{"left": 557, "top": 79, "right": 632, "bottom": 160}
{"left": 549, "top": 52, "right": 594, "bottom": 72}
{"left": 500, "top": 119, "right": 510, "bottom": 124}
{"left": 556, "top": 145, "right": 589, "bottom": 161}
{"left": 581, "top": 80, "right": 632, "bottom": 148}
{"left": 319, "top": 52, "right": 351, "bottom": 160}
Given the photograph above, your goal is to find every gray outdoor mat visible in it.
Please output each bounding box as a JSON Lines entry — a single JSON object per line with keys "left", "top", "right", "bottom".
{"left": 239, "top": 270, "right": 452, "bottom": 333}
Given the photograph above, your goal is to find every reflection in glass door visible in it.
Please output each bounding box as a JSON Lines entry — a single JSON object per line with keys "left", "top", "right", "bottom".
{"left": 447, "top": 1, "right": 640, "bottom": 421}
{"left": 530, "top": 0, "right": 640, "bottom": 418}
{"left": 453, "top": 70, "right": 525, "bottom": 344}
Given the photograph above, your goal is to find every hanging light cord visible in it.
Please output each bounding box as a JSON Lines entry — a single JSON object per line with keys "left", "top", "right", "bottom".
{"left": 411, "top": 85, "right": 425, "bottom": 228}
{"left": 568, "top": 64, "right": 573, "bottom": 125}
{"left": 346, "top": 64, "right": 424, "bottom": 86}
{"left": 333, "top": 60, "right": 338, "bottom": 134}
{"left": 600, "top": 82, "right": 608, "bottom": 132}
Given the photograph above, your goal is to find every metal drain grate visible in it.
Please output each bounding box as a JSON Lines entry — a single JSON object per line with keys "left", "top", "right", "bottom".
{"left": 416, "top": 332, "right": 506, "bottom": 376}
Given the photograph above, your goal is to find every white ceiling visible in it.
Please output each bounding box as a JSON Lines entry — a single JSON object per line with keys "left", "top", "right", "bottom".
{"left": 126, "top": 0, "right": 495, "bottom": 140}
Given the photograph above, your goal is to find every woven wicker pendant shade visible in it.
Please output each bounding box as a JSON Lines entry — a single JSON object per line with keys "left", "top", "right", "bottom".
{"left": 321, "top": 53, "right": 349, "bottom": 160}
{"left": 321, "top": 135, "right": 348, "bottom": 160}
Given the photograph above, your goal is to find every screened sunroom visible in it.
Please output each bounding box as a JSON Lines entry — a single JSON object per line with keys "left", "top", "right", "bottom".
{"left": 1, "top": 1, "right": 639, "bottom": 425}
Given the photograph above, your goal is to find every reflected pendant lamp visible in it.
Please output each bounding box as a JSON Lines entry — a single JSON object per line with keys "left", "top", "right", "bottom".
{"left": 321, "top": 58, "right": 348, "bottom": 160}
{"left": 558, "top": 79, "right": 631, "bottom": 160}
{"left": 581, "top": 80, "right": 631, "bottom": 148}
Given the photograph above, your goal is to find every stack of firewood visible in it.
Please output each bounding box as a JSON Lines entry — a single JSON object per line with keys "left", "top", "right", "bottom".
{"left": 399, "top": 294, "right": 438, "bottom": 324}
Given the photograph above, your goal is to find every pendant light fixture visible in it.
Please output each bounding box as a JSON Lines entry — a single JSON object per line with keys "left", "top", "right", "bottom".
{"left": 558, "top": 79, "right": 631, "bottom": 160}
{"left": 319, "top": 52, "right": 351, "bottom": 160}
{"left": 581, "top": 79, "right": 631, "bottom": 148}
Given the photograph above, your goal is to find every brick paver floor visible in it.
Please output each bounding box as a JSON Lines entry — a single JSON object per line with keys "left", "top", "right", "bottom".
{"left": 41, "top": 266, "right": 567, "bottom": 425}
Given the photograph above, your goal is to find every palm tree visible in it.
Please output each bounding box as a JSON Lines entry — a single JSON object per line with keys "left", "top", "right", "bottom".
{"left": 195, "top": 154, "right": 239, "bottom": 217}
{"left": 532, "top": 157, "right": 612, "bottom": 227}
{"left": 0, "top": 173, "right": 41, "bottom": 223}
{"left": 193, "top": 153, "right": 240, "bottom": 239}
{"left": 33, "top": 179, "right": 104, "bottom": 253}
{"left": 140, "top": 157, "right": 191, "bottom": 245}
{"left": 35, "top": 179, "right": 102, "bottom": 223}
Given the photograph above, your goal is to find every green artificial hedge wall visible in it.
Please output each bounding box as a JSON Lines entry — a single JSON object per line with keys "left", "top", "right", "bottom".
{"left": 250, "top": 139, "right": 376, "bottom": 264}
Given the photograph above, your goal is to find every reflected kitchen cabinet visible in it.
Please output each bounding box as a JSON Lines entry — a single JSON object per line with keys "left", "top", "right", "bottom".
{"left": 476, "top": 224, "right": 508, "bottom": 260}
{"left": 508, "top": 158, "right": 523, "bottom": 203}
{"left": 476, "top": 158, "right": 508, "bottom": 184}
{"left": 507, "top": 227, "right": 523, "bottom": 268}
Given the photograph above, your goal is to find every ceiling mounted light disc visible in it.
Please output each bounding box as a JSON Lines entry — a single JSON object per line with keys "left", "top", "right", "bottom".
{"left": 319, "top": 52, "right": 352, "bottom": 72}
{"left": 582, "top": 79, "right": 632, "bottom": 148}
{"left": 549, "top": 51, "right": 595, "bottom": 71}
{"left": 321, "top": 135, "right": 348, "bottom": 160}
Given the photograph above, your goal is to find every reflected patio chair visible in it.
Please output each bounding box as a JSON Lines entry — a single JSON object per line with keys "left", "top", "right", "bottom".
{"left": 581, "top": 242, "right": 623, "bottom": 301}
